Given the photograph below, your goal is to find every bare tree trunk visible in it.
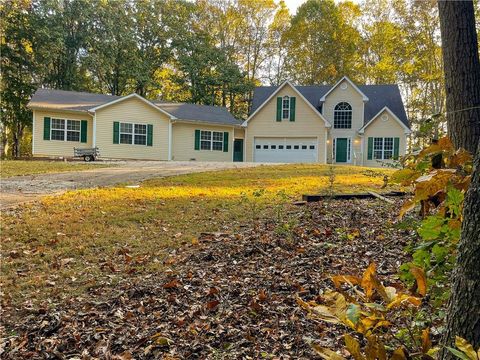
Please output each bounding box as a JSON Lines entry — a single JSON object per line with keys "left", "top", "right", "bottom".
{"left": 440, "top": 144, "right": 480, "bottom": 359}
{"left": 438, "top": 0, "right": 480, "bottom": 153}
{"left": 438, "top": 1, "right": 480, "bottom": 357}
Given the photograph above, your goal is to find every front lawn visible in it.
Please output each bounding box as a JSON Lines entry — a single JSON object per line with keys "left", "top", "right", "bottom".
{"left": 0, "top": 160, "right": 111, "bottom": 178}
{"left": 1, "top": 164, "right": 397, "bottom": 314}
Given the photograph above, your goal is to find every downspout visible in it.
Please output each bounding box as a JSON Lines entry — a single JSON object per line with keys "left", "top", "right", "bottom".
{"left": 232, "top": 126, "right": 235, "bottom": 162}
{"left": 360, "top": 135, "right": 364, "bottom": 166}
{"left": 324, "top": 128, "right": 328, "bottom": 164}
{"left": 32, "top": 110, "right": 35, "bottom": 155}
{"left": 168, "top": 119, "right": 173, "bottom": 161}
{"left": 244, "top": 126, "right": 248, "bottom": 162}
{"left": 92, "top": 112, "right": 96, "bottom": 147}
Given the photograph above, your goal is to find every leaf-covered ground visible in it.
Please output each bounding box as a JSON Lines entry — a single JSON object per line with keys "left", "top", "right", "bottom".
{"left": 1, "top": 165, "right": 395, "bottom": 308}
{"left": 1, "top": 198, "right": 415, "bottom": 359}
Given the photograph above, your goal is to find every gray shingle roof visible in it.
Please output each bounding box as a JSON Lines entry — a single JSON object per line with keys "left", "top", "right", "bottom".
{"left": 28, "top": 88, "right": 241, "bottom": 126}
{"left": 250, "top": 83, "right": 409, "bottom": 128}
{"left": 154, "top": 102, "right": 241, "bottom": 126}
{"left": 28, "top": 88, "right": 121, "bottom": 111}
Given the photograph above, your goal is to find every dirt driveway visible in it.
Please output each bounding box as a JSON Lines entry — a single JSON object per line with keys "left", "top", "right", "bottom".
{"left": 0, "top": 161, "right": 265, "bottom": 208}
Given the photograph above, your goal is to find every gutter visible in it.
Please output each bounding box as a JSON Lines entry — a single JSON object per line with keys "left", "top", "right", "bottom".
{"left": 171, "top": 119, "right": 243, "bottom": 128}
{"left": 27, "top": 106, "right": 92, "bottom": 115}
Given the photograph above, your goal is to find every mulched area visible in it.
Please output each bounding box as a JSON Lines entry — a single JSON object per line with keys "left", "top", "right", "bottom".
{"left": 1, "top": 199, "right": 415, "bottom": 359}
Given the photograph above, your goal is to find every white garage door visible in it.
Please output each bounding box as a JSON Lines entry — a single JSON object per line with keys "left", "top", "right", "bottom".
{"left": 254, "top": 137, "right": 318, "bottom": 163}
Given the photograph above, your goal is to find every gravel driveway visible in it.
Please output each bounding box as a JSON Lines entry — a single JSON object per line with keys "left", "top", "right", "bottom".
{"left": 0, "top": 161, "right": 266, "bottom": 208}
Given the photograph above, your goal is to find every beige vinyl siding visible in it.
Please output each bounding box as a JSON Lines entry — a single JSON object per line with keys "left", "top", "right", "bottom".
{"left": 33, "top": 109, "right": 93, "bottom": 157}
{"left": 233, "top": 127, "right": 245, "bottom": 139}
{"left": 245, "top": 83, "right": 327, "bottom": 162}
{"left": 171, "top": 122, "right": 233, "bottom": 161}
{"left": 323, "top": 79, "right": 365, "bottom": 164}
{"left": 363, "top": 109, "right": 407, "bottom": 167}
{"left": 95, "top": 97, "right": 170, "bottom": 160}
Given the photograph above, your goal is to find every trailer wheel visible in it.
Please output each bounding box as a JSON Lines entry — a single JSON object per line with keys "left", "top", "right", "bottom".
{"left": 84, "top": 155, "right": 94, "bottom": 162}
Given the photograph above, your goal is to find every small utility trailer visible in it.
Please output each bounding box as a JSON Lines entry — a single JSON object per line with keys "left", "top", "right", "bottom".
{"left": 73, "top": 147, "right": 100, "bottom": 162}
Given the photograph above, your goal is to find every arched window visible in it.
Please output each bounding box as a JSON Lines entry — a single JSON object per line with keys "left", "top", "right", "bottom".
{"left": 282, "top": 96, "right": 290, "bottom": 119}
{"left": 334, "top": 102, "right": 352, "bottom": 129}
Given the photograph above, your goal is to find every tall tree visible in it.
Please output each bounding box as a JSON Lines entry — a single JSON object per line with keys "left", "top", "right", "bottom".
{"left": 32, "top": 0, "right": 92, "bottom": 90}
{"left": 264, "top": 0, "right": 291, "bottom": 85}
{"left": 393, "top": 0, "right": 445, "bottom": 149}
{"left": 438, "top": 0, "right": 480, "bottom": 153}
{"left": 131, "top": 0, "right": 172, "bottom": 97}
{"left": 84, "top": 0, "right": 137, "bottom": 95}
{"left": 0, "top": 0, "right": 36, "bottom": 157}
{"left": 437, "top": 1, "right": 480, "bottom": 357}
{"left": 283, "top": 0, "right": 361, "bottom": 84}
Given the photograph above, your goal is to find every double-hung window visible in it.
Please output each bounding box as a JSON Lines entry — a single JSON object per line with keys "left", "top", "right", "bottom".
{"left": 212, "top": 131, "right": 223, "bottom": 150}
{"left": 134, "top": 124, "right": 147, "bottom": 145}
{"left": 119, "top": 122, "right": 147, "bottom": 145}
{"left": 200, "top": 130, "right": 212, "bottom": 150}
{"left": 51, "top": 118, "right": 81, "bottom": 142}
{"left": 200, "top": 130, "right": 223, "bottom": 151}
{"left": 120, "top": 123, "right": 133, "bottom": 144}
{"left": 282, "top": 96, "right": 290, "bottom": 119}
{"left": 373, "top": 137, "right": 394, "bottom": 160}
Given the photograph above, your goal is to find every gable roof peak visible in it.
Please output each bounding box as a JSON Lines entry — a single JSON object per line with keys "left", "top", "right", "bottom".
{"left": 359, "top": 106, "right": 411, "bottom": 134}
{"left": 88, "top": 93, "right": 176, "bottom": 119}
{"left": 244, "top": 80, "right": 331, "bottom": 127}
{"left": 319, "top": 76, "right": 369, "bottom": 102}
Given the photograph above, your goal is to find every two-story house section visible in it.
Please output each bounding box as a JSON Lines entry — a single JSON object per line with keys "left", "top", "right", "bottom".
{"left": 244, "top": 76, "right": 411, "bottom": 167}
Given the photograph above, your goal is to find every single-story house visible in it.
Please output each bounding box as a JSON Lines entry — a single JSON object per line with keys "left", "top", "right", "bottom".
{"left": 28, "top": 76, "right": 410, "bottom": 167}
{"left": 28, "top": 89, "right": 245, "bottom": 162}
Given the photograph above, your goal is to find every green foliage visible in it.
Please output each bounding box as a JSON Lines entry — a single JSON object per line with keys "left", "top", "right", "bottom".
{"left": 283, "top": 0, "right": 362, "bottom": 84}
{"left": 298, "top": 263, "right": 430, "bottom": 360}
{"left": 391, "top": 137, "right": 473, "bottom": 347}
{"left": 0, "top": 0, "right": 36, "bottom": 157}
{"left": 447, "top": 336, "right": 480, "bottom": 360}
{"left": 2, "top": 0, "right": 455, "bottom": 157}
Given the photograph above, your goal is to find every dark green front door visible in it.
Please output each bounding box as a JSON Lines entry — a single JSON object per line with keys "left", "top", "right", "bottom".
{"left": 335, "top": 138, "right": 348, "bottom": 163}
{"left": 233, "top": 139, "right": 243, "bottom": 162}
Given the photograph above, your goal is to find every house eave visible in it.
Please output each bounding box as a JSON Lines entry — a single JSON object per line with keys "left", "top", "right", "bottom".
{"left": 172, "top": 119, "right": 242, "bottom": 127}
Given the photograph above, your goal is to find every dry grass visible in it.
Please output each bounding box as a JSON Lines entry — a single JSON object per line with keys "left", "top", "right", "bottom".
{"left": 1, "top": 164, "right": 397, "bottom": 308}
{"left": 0, "top": 160, "right": 111, "bottom": 178}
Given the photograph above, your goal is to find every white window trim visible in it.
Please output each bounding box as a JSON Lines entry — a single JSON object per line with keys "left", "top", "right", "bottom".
{"left": 373, "top": 137, "right": 394, "bottom": 160}
{"left": 50, "top": 117, "right": 81, "bottom": 142}
{"left": 282, "top": 96, "right": 290, "bottom": 120}
{"left": 119, "top": 121, "right": 148, "bottom": 146}
{"left": 199, "top": 130, "right": 224, "bottom": 152}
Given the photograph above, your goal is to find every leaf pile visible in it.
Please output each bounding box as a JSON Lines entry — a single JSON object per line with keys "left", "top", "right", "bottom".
{"left": 1, "top": 199, "right": 415, "bottom": 359}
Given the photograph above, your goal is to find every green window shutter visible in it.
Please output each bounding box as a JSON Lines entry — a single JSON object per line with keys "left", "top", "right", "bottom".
{"left": 113, "top": 121, "right": 119, "bottom": 144}
{"left": 367, "top": 137, "right": 373, "bottom": 160}
{"left": 289, "top": 97, "right": 296, "bottom": 121}
{"left": 43, "top": 117, "right": 51, "bottom": 140}
{"left": 80, "top": 120, "right": 88, "bottom": 143}
{"left": 276, "top": 97, "right": 282, "bottom": 121}
{"left": 393, "top": 137, "right": 400, "bottom": 159}
{"left": 194, "top": 129, "right": 200, "bottom": 150}
{"left": 147, "top": 124, "right": 153, "bottom": 146}
{"left": 223, "top": 131, "right": 229, "bottom": 152}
